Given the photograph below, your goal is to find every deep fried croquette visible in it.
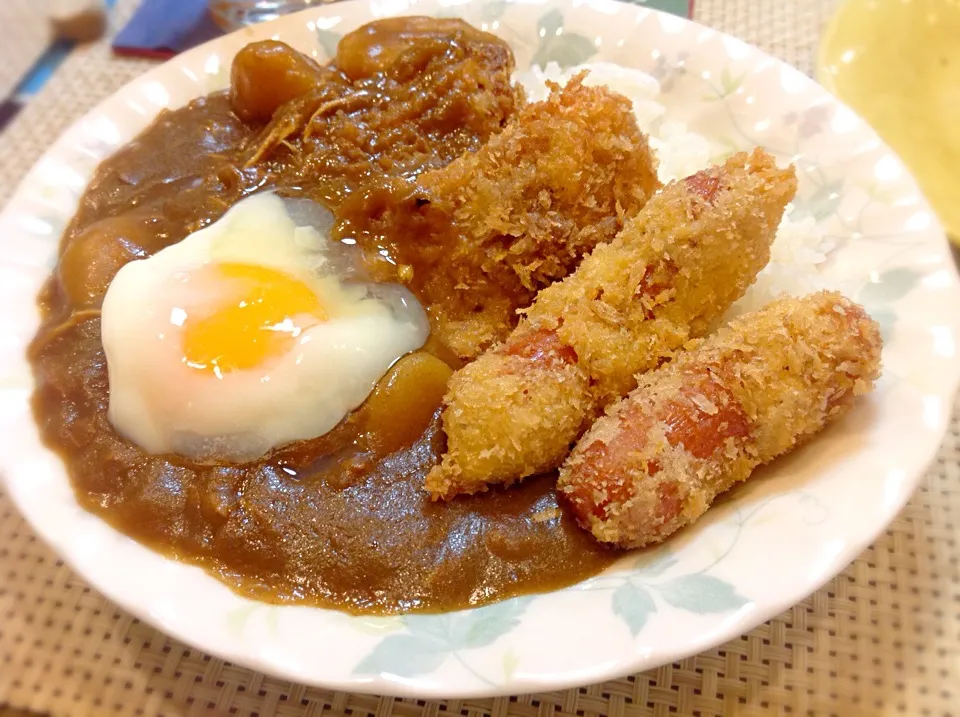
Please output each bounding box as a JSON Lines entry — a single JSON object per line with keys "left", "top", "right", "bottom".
{"left": 558, "top": 291, "right": 883, "bottom": 549}
{"left": 414, "top": 73, "right": 660, "bottom": 358}
{"left": 342, "top": 73, "right": 661, "bottom": 360}
{"left": 426, "top": 150, "right": 797, "bottom": 499}
{"left": 417, "top": 71, "right": 661, "bottom": 294}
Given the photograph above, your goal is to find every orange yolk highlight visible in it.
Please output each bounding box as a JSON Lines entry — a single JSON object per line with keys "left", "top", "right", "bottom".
{"left": 182, "top": 262, "right": 326, "bottom": 375}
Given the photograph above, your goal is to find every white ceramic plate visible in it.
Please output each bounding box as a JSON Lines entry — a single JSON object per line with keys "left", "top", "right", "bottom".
{"left": 1, "top": 0, "right": 958, "bottom": 698}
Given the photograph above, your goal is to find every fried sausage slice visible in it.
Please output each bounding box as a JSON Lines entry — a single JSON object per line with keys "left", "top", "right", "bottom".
{"left": 426, "top": 149, "right": 797, "bottom": 499}
{"left": 558, "top": 291, "right": 883, "bottom": 549}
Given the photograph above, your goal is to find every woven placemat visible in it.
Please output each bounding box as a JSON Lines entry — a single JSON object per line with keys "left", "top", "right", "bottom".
{"left": 2, "top": 1, "right": 959, "bottom": 715}
{"left": 0, "top": 0, "right": 53, "bottom": 102}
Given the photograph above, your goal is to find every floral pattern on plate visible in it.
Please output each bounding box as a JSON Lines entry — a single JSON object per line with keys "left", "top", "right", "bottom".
{"left": 0, "top": 0, "right": 958, "bottom": 698}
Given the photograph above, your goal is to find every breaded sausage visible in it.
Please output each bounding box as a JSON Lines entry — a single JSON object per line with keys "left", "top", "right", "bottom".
{"left": 426, "top": 149, "right": 798, "bottom": 499}
{"left": 557, "top": 291, "right": 883, "bottom": 549}
{"left": 417, "top": 72, "right": 661, "bottom": 358}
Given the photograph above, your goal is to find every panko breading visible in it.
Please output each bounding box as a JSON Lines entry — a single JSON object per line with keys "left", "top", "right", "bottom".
{"left": 558, "top": 291, "right": 883, "bottom": 549}
{"left": 407, "top": 73, "right": 660, "bottom": 359}
{"left": 426, "top": 150, "right": 797, "bottom": 500}
{"left": 418, "top": 71, "right": 660, "bottom": 293}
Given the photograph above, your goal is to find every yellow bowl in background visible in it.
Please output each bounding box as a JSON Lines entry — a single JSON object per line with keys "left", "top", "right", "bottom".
{"left": 818, "top": 0, "right": 960, "bottom": 246}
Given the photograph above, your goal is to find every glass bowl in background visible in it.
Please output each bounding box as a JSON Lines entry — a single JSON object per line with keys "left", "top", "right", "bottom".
{"left": 817, "top": 0, "right": 960, "bottom": 247}
{"left": 209, "top": 0, "right": 336, "bottom": 31}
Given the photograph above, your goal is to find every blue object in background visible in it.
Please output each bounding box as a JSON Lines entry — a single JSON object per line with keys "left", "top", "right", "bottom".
{"left": 0, "top": 0, "right": 692, "bottom": 133}
{"left": 113, "top": 0, "right": 222, "bottom": 58}
{"left": 0, "top": 0, "right": 118, "bottom": 132}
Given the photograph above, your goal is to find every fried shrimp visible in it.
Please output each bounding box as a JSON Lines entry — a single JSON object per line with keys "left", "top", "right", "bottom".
{"left": 426, "top": 150, "right": 798, "bottom": 500}
{"left": 558, "top": 291, "right": 883, "bottom": 549}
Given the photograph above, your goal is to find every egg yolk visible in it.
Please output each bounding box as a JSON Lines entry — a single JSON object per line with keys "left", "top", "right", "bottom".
{"left": 182, "top": 262, "right": 326, "bottom": 375}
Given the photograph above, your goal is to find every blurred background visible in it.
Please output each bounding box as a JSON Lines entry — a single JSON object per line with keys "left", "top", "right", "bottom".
{"left": 0, "top": 1, "right": 957, "bottom": 717}
{"left": 2, "top": 0, "right": 956, "bottom": 251}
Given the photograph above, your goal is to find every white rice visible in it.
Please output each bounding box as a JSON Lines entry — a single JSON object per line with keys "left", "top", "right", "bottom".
{"left": 515, "top": 62, "right": 832, "bottom": 320}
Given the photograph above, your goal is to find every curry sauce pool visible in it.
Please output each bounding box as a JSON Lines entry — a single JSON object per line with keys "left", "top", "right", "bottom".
{"left": 31, "top": 313, "right": 613, "bottom": 613}
{"left": 28, "top": 18, "right": 616, "bottom": 614}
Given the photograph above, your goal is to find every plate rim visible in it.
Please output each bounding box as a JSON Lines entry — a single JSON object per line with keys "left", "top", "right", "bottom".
{"left": 2, "top": 0, "right": 959, "bottom": 697}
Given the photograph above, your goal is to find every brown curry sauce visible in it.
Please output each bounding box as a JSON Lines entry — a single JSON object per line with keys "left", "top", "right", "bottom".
{"left": 28, "top": 17, "right": 616, "bottom": 614}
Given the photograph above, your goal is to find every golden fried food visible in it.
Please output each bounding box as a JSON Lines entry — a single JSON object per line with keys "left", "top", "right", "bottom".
{"left": 343, "top": 73, "right": 661, "bottom": 359}
{"left": 558, "top": 291, "right": 883, "bottom": 549}
{"left": 426, "top": 150, "right": 797, "bottom": 499}
{"left": 35, "top": 18, "right": 628, "bottom": 616}
{"left": 418, "top": 71, "right": 660, "bottom": 293}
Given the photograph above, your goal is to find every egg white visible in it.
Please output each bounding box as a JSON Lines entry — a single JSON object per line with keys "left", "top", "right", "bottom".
{"left": 101, "top": 192, "right": 429, "bottom": 462}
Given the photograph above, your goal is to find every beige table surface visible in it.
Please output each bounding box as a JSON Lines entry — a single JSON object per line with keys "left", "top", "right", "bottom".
{"left": 1, "top": 1, "right": 959, "bottom": 715}
{"left": 0, "top": 0, "right": 52, "bottom": 102}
